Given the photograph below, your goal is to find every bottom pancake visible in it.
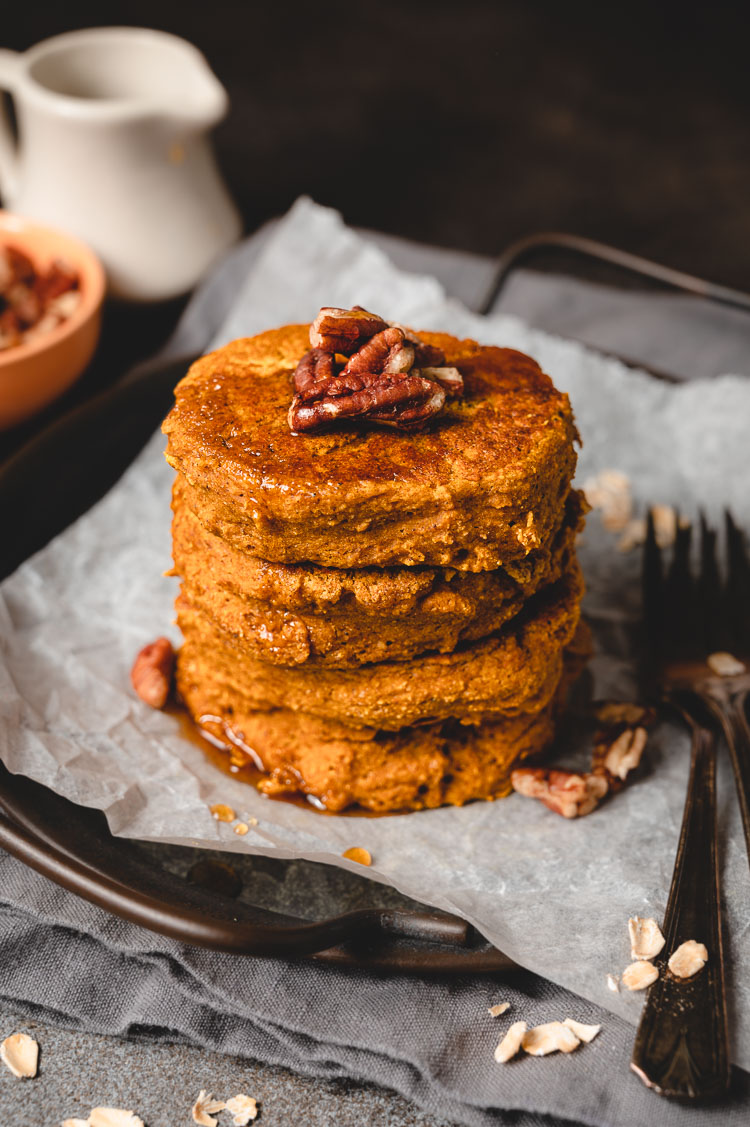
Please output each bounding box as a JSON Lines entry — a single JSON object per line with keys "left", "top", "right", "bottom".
{"left": 176, "top": 626, "right": 590, "bottom": 813}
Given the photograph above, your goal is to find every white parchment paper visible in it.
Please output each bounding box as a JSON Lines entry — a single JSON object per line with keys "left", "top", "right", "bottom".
{"left": 2, "top": 199, "right": 750, "bottom": 1063}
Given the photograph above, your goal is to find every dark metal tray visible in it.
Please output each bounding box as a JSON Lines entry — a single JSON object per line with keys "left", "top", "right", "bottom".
{"left": 1, "top": 234, "right": 747, "bottom": 970}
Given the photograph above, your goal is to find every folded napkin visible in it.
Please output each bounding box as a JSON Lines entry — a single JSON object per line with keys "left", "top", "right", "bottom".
{"left": 1, "top": 198, "right": 750, "bottom": 1127}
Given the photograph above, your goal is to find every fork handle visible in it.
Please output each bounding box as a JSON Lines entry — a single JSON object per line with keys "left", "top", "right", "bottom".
{"left": 631, "top": 714, "right": 730, "bottom": 1098}
{"left": 710, "top": 689, "right": 750, "bottom": 868}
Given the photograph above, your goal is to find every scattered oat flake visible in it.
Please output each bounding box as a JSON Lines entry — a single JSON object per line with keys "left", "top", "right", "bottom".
{"left": 617, "top": 518, "right": 647, "bottom": 553}
{"left": 607, "top": 974, "right": 620, "bottom": 993}
{"left": 247, "top": 816, "right": 258, "bottom": 826}
{"left": 651, "top": 504, "right": 679, "bottom": 548}
{"left": 582, "top": 469, "right": 632, "bottom": 532}
{"left": 707, "top": 652, "right": 746, "bottom": 677}
{"left": 210, "top": 804, "right": 236, "bottom": 823}
{"left": 668, "top": 940, "right": 708, "bottom": 979}
{"left": 522, "top": 1022, "right": 580, "bottom": 1056}
{"left": 225, "top": 1094, "right": 259, "bottom": 1124}
{"left": 628, "top": 916, "right": 665, "bottom": 961}
{"left": 622, "top": 960, "right": 659, "bottom": 991}
{"left": 617, "top": 506, "right": 685, "bottom": 552}
{"left": 1, "top": 1032, "right": 38, "bottom": 1078}
{"left": 494, "top": 1021, "right": 527, "bottom": 1063}
{"left": 563, "top": 1019, "right": 601, "bottom": 1043}
{"left": 488, "top": 1002, "right": 511, "bottom": 1017}
{"left": 342, "top": 846, "right": 372, "bottom": 866}
{"left": 192, "top": 1091, "right": 226, "bottom": 1126}
{"left": 234, "top": 822, "right": 249, "bottom": 836}
{"left": 89, "top": 1111, "right": 145, "bottom": 1127}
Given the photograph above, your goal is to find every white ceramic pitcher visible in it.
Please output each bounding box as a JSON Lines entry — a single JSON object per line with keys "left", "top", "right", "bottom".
{"left": 0, "top": 27, "right": 242, "bottom": 300}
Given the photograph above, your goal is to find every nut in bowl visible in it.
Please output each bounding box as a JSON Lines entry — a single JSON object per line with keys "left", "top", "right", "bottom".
{"left": 0, "top": 210, "right": 105, "bottom": 429}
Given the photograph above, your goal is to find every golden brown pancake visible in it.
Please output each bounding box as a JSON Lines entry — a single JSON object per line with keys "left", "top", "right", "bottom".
{"left": 162, "top": 326, "right": 577, "bottom": 570}
{"left": 175, "top": 561, "right": 583, "bottom": 730}
{"left": 176, "top": 629, "right": 590, "bottom": 813}
{"left": 171, "top": 481, "right": 585, "bottom": 667}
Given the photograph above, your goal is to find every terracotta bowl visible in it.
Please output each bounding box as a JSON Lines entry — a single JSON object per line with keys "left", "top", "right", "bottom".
{"left": 0, "top": 211, "right": 106, "bottom": 429}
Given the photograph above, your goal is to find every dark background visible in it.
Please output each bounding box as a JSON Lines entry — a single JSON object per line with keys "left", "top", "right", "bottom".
{"left": 5, "top": 0, "right": 750, "bottom": 282}
{"left": 2, "top": 0, "right": 749, "bottom": 454}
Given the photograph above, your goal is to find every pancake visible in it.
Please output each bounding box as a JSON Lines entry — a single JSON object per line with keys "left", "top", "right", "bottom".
{"left": 176, "top": 628, "right": 590, "bottom": 813}
{"left": 162, "top": 325, "right": 578, "bottom": 570}
{"left": 175, "top": 561, "right": 583, "bottom": 730}
{"left": 171, "top": 482, "right": 585, "bottom": 667}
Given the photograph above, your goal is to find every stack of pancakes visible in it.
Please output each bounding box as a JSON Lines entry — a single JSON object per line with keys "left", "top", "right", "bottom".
{"left": 162, "top": 324, "right": 587, "bottom": 813}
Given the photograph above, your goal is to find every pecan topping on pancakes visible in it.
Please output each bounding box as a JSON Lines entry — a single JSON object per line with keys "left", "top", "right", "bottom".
{"left": 288, "top": 305, "right": 463, "bottom": 433}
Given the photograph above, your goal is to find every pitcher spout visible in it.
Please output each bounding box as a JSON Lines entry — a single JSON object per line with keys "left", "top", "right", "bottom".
{"left": 169, "top": 53, "right": 229, "bottom": 132}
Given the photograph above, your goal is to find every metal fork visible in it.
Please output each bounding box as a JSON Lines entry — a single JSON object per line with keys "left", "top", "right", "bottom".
{"left": 629, "top": 510, "right": 750, "bottom": 1098}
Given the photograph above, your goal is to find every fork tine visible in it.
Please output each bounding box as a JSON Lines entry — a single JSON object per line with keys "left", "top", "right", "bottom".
{"left": 664, "top": 514, "right": 695, "bottom": 656}
{"left": 697, "top": 513, "right": 726, "bottom": 653}
{"left": 725, "top": 510, "right": 750, "bottom": 650}
{"left": 642, "top": 508, "right": 664, "bottom": 663}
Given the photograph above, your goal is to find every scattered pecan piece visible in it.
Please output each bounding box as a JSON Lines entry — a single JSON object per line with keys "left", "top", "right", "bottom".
{"left": 342, "top": 326, "right": 414, "bottom": 376}
{"left": 591, "top": 702, "right": 657, "bottom": 791}
{"left": 597, "top": 727, "right": 648, "bottom": 786}
{"left": 511, "top": 767, "right": 609, "bottom": 818}
{"left": 130, "top": 637, "right": 175, "bottom": 709}
{"left": 293, "top": 347, "right": 337, "bottom": 397}
{"left": 309, "top": 306, "right": 388, "bottom": 353}
{"left": 594, "top": 701, "right": 653, "bottom": 727}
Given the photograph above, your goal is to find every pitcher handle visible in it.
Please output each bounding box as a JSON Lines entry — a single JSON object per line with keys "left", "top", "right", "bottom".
{"left": 0, "top": 49, "right": 21, "bottom": 206}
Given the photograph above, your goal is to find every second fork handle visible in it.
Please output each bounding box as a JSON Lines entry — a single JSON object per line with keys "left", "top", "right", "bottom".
{"left": 710, "top": 689, "right": 750, "bottom": 868}
{"left": 631, "top": 716, "right": 730, "bottom": 1098}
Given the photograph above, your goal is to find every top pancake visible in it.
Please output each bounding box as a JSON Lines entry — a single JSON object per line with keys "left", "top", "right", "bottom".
{"left": 162, "top": 325, "right": 577, "bottom": 570}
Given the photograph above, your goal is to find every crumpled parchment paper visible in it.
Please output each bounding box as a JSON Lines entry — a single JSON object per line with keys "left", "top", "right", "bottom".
{"left": 2, "top": 198, "right": 749, "bottom": 1064}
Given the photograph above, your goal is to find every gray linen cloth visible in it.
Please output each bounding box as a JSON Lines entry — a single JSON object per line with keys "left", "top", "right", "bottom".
{"left": 1, "top": 201, "right": 749, "bottom": 1127}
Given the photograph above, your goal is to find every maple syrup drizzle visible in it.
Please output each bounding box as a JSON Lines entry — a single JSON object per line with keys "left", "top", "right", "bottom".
{"left": 166, "top": 702, "right": 393, "bottom": 818}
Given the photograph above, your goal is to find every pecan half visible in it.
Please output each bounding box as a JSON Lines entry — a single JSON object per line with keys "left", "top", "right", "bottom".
{"left": 289, "top": 371, "right": 446, "bottom": 433}
{"left": 389, "top": 321, "right": 446, "bottom": 366}
{"left": 310, "top": 306, "right": 388, "bottom": 353}
{"left": 415, "top": 365, "right": 464, "bottom": 398}
{"left": 131, "top": 637, "right": 175, "bottom": 709}
{"left": 511, "top": 767, "right": 609, "bottom": 818}
{"left": 342, "top": 326, "right": 414, "bottom": 377}
{"left": 293, "top": 348, "right": 337, "bottom": 397}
